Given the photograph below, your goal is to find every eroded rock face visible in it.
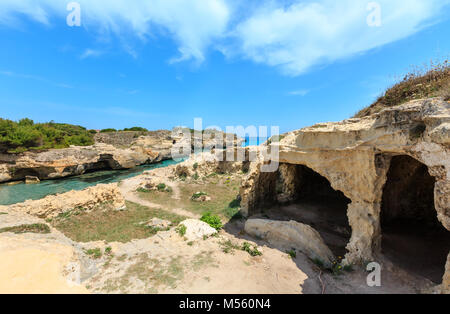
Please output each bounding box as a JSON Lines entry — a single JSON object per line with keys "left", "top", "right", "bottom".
{"left": 240, "top": 98, "right": 450, "bottom": 291}
{"left": 0, "top": 183, "right": 125, "bottom": 219}
{"left": 174, "top": 149, "right": 250, "bottom": 179}
{"left": 245, "top": 219, "right": 335, "bottom": 268}
{"left": 442, "top": 254, "right": 450, "bottom": 294}
{"left": 0, "top": 143, "right": 162, "bottom": 183}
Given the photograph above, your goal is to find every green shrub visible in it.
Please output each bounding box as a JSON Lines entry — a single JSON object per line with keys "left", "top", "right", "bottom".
{"left": 0, "top": 118, "right": 95, "bottom": 153}
{"left": 122, "top": 127, "right": 148, "bottom": 132}
{"left": 100, "top": 128, "right": 117, "bottom": 133}
{"left": 200, "top": 212, "right": 222, "bottom": 230}
{"left": 286, "top": 249, "right": 296, "bottom": 259}
{"left": 224, "top": 207, "right": 242, "bottom": 220}
{"left": 157, "top": 183, "right": 167, "bottom": 191}
{"left": 176, "top": 224, "right": 187, "bottom": 236}
{"left": 193, "top": 163, "right": 199, "bottom": 170}
{"left": 191, "top": 192, "right": 208, "bottom": 200}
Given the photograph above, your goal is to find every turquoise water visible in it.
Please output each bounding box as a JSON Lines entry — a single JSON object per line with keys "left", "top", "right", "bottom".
{"left": 243, "top": 137, "right": 265, "bottom": 147}
{"left": 0, "top": 159, "right": 181, "bottom": 205}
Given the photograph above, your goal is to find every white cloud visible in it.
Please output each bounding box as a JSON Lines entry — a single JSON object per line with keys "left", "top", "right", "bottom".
{"left": 0, "top": 0, "right": 449, "bottom": 75}
{"left": 0, "top": 0, "right": 231, "bottom": 62}
{"left": 231, "top": 0, "right": 450, "bottom": 75}
{"left": 288, "top": 89, "right": 310, "bottom": 96}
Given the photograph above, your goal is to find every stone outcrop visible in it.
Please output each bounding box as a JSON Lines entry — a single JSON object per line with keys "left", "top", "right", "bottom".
{"left": 174, "top": 149, "right": 250, "bottom": 179}
{"left": 0, "top": 183, "right": 125, "bottom": 219}
{"left": 0, "top": 143, "right": 162, "bottom": 183}
{"left": 179, "top": 219, "right": 218, "bottom": 241}
{"left": 239, "top": 98, "right": 450, "bottom": 292}
{"left": 245, "top": 219, "right": 335, "bottom": 268}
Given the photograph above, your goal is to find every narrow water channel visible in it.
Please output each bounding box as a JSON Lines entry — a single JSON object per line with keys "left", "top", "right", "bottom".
{"left": 0, "top": 159, "right": 180, "bottom": 205}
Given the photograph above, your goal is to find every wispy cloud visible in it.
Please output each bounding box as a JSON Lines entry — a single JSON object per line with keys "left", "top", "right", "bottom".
{"left": 288, "top": 89, "right": 310, "bottom": 96}
{"left": 0, "top": 70, "right": 73, "bottom": 88}
{"left": 80, "top": 49, "right": 104, "bottom": 59}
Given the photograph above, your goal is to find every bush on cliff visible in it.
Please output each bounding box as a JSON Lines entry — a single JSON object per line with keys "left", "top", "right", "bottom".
{"left": 355, "top": 59, "right": 450, "bottom": 118}
{"left": 0, "top": 118, "right": 94, "bottom": 153}
{"left": 123, "top": 127, "right": 148, "bottom": 132}
{"left": 100, "top": 128, "right": 117, "bottom": 133}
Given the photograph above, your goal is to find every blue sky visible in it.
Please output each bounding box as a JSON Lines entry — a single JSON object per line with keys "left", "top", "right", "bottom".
{"left": 0, "top": 0, "right": 449, "bottom": 133}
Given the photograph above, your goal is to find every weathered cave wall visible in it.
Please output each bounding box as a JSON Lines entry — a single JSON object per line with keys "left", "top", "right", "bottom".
{"left": 239, "top": 98, "right": 450, "bottom": 292}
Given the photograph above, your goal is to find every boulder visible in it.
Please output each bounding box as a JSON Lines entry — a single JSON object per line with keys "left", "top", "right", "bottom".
{"left": 179, "top": 219, "right": 217, "bottom": 241}
{"left": 25, "top": 176, "right": 40, "bottom": 184}
{"left": 146, "top": 218, "right": 172, "bottom": 229}
{"left": 245, "top": 219, "right": 335, "bottom": 268}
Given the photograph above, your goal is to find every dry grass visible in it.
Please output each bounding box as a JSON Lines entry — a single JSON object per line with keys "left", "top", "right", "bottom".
{"left": 137, "top": 175, "right": 242, "bottom": 221}
{"left": 0, "top": 223, "right": 50, "bottom": 234}
{"left": 50, "top": 201, "right": 186, "bottom": 243}
{"left": 355, "top": 59, "right": 450, "bottom": 118}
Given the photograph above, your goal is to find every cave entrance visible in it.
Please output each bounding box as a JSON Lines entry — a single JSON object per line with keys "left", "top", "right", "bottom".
{"left": 265, "top": 164, "right": 352, "bottom": 256}
{"left": 381, "top": 155, "right": 450, "bottom": 284}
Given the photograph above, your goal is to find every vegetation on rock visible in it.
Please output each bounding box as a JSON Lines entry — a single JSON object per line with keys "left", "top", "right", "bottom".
{"left": 355, "top": 59, "right": 450, "bottom": 117}
{"left": 200, "top": 212, "right": 223, "bottom": 231}
{"left": 0, "top": 118, "right": 94, "bottom": 153}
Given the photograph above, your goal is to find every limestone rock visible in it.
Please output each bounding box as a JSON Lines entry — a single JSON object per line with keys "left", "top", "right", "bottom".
{"left": 146, "top": 218, "right": 172, "bottom": 229}
{"left": 179, "top": 219, "right": 217, "bottom": 241}
{"left": 442, "top": 253, "right": 450, "bottom": 294}
{"left": 239, "top": 98, "right": 450, "bottom": 289}
{"left": 191, "top": 192, "right": 211, "bottom": 202}
{"left": 1, "top": 183, "right": 125, "bottom": 219}
{"left": 245, "top": 219, "right": 335, "bottom": 268}
{"left": 25, "top": 176, "right": 40, "bottom": 184}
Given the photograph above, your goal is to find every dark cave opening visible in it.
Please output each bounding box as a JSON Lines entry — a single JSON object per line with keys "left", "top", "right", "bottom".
{"left": 381, "top": 155, "right": 450, "bottom": 284}
{"left": 265, "top": 164, "right": 352, "bottom": 257}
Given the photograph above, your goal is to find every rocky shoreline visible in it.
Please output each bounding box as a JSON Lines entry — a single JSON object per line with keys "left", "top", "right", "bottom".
{"left": 0, "top": 129, "right": 244, "bottom": 184}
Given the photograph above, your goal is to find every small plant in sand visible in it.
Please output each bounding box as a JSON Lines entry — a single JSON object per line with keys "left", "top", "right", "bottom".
{"left": 85, "top": 248, "right": 102, "bottom": 259}
{"left": 242, "top": 242, "right": 262, "bottom": 257}
{"left": 220, "top": 239, "right": 240, "bottom": 254}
